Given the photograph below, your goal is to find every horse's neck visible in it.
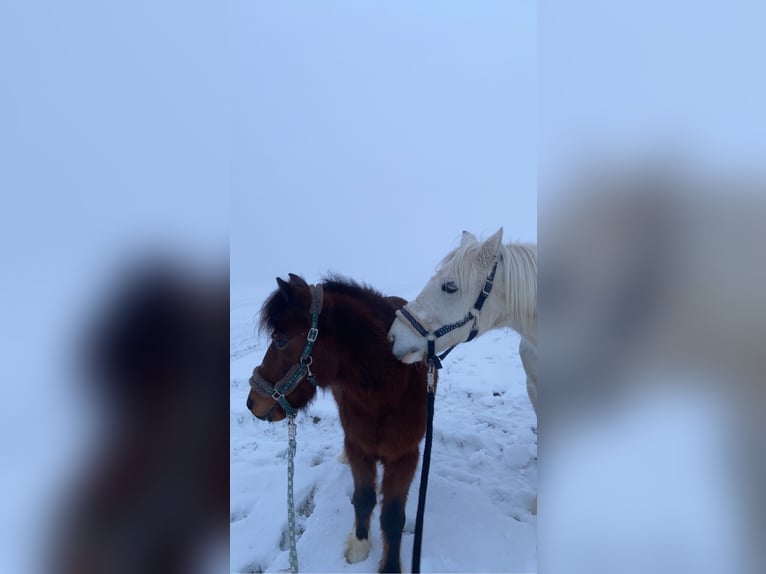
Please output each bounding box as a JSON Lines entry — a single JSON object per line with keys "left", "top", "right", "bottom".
{"left": 321, "top": 291, "right": 393, "bottom": 391}
{"left": 486, "top": 242, "right": 537, "bottom": 343}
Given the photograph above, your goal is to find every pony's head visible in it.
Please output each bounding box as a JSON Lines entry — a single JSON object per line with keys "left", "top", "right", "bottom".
{"left": 247, "top": 274, "right": 321, "bottom": 422}
{"left": 388, "top": 228, "right": 506, "bottom": 363}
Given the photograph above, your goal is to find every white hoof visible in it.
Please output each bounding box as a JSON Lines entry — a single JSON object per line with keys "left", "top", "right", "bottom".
{"left": 344, "top": 532, "right": 371, "bottom": 564}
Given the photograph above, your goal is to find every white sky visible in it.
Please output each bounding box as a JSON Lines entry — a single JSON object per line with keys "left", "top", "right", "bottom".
{"left": 229, "top": 0, "right": 537, "bottom": 292}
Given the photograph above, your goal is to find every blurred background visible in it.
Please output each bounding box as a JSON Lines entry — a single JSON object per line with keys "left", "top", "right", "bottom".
{"left": 1, "top": 2, "right": 229, "bottom": 572}
{"left": 539, "top": 1, "right": 766, "bottom": 573}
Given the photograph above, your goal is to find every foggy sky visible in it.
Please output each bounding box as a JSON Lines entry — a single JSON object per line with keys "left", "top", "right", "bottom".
{"left": 230, "top": 0, "right": 537, "bottom": 293}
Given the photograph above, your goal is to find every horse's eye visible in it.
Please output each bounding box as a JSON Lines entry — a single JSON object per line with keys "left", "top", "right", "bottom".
{"left": 441, "top": 281, "right": 458, "bottom": 294}
{"left": 273, "top": 336, "right": 288, "bottom": 349}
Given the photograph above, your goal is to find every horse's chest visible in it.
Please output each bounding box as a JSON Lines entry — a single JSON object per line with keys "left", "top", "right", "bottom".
{"left": 335, "top": 390, "right": 426, "bottom": 458}
{"left": 337, "top": 401, "right": 384, "bottom": 445}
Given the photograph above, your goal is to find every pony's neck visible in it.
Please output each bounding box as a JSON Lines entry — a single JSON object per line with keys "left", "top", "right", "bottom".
{"left": 487, "top": 242, "right": 537, "bottom": 343}
{"left": 317, "top": 288, "right": 394, "bottom": 390}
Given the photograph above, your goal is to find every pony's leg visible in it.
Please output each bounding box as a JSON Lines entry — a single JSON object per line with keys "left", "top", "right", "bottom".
{"left": 519, "top": 337, "right": 538, "bottom": 515}
{"left": 519, "top": 337, "right": 538, "bottom": 416}
{"left": 344, "top": 440, "right": 377, "bottom": 564}
{"left": 526, "top": 374, "right": 539, "bottom": 417}
{"left": 332, "top": 388, "right": 349, "bottom": 464}
{"left": 378, "top": 449, "right": 419, "bottom": 573}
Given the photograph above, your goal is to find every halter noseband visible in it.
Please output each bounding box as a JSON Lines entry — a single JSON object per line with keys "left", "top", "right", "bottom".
{"left": 250, "top": 284, "right": 324, "bottom": 420}
{"left": 396, "top": 259, "right": 498, "bottom": 369}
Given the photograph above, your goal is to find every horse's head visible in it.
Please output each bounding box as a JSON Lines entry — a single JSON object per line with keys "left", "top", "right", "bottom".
{"left": 247, "top": 274, "right": 322, "bottom": 422}
{"left": 389, "top": 228, "right": 504, "bottom": 363}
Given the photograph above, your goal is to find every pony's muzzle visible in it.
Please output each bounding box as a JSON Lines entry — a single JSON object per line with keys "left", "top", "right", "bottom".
{"left": 246, "top": 394, "right": 270, "bottom": 420}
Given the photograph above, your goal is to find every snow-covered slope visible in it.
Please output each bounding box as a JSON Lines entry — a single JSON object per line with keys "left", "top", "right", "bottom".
{"left": 230, "top": 283, "right": 537, "bottom": 573}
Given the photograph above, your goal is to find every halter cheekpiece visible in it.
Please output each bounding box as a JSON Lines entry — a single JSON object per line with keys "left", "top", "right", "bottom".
{"left": 250, "top": 284, "right": 324, "bottom": 420}
{"left": 395, "top": 258, "right": 499, "bottom": 369}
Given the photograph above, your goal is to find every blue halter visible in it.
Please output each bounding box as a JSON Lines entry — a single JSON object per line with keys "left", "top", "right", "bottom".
{"left": 250, "top": 284, "right": 323, "bottom": 420}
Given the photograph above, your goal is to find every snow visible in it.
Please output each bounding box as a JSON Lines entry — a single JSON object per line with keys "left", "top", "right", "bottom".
{"left": 230, "top": 283, "right": 537, "bottom": 573}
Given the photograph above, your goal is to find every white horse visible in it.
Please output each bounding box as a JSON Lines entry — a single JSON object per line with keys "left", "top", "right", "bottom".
{"left": 388, "top": 228, "right": 538, "bottom": 414}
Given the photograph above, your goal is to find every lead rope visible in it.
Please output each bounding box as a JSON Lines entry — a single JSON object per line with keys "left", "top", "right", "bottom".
{"left": 411, "top": 361, "right": 436, "bottom": 573}
{"left": 287, "top": 415, "right": 299, "bottom": 573}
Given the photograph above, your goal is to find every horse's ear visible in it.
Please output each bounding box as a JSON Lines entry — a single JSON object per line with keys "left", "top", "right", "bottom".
{"left": 287, "top": 273, "right": 309, "bottom": 289}
{"left": 276, "top": 276, "right": 293, "bottom": 302}
{"left": 460, "top": 230, "right": 477, "bottom": 247}
{"left": 479, "top": 227, "right": 503, "bottom": 264}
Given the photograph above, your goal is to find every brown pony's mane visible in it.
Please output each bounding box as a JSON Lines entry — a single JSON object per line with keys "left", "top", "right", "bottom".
{"left": 323, "top": 274, "right": 399, "bottom": 330}
{"left": 259, "top": 274, "right": 397, "bottom": 335}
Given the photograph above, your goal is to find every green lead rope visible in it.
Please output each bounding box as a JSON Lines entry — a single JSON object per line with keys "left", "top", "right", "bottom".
{"left": 287, "top": 416, "right": 299, "bottom": 573}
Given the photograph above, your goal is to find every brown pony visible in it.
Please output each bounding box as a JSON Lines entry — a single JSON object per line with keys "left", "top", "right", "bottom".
{"left": 246, "top": 273, "right": 432, "bottom": 573}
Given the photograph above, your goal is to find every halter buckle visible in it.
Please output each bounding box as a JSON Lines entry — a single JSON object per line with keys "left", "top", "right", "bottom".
{"left": 426, "top": 361, "right": 436, "bottom": 393}
{"left": 304, "top": 356, "right": 314, "bottom": 379}
{"left": 307, "top": 327, "right": 319, "bottom": 342}
{"left": 481, "top": 279, "right": 494, "bottom": 296}
{"left": 271, "top": 390, "right": 283, "bottom": 401}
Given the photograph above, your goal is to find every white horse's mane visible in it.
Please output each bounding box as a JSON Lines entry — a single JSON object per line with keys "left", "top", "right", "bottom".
{"left": 436, "top": 238, "right": 537, "bottom": 338}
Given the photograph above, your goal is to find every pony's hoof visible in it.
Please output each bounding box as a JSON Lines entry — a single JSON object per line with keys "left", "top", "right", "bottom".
{"left": 338, "top": 448, "right": 349, "bottom": 465}
{"left": 345, "top": 532, "right": 371, "bottom": 563}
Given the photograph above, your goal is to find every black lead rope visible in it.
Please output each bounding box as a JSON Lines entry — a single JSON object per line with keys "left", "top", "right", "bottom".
{"left": 412, "top": 362, "right": 436, "bottom": 574}
{"left": 407, "top": 259, "right": 500, "bottom": 572}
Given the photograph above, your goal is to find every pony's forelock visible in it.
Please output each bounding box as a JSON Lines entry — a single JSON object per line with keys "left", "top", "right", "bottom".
{"left": 257, "top": 289, "right": 283, "bottom": 335}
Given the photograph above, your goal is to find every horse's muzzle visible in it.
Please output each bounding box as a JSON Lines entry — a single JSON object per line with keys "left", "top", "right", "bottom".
{"left": 399, "top": 349, "right": 424, "bottom": 364}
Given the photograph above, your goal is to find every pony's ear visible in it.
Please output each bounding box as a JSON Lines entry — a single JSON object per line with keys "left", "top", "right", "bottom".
{"left": 287, "top": 273, "right": 309, "bottom": 289}
{"left": 276, "top": 276, "right": 294, "bottom": 302}
{"left": 479, "top": 227, "right": 503, "bottom": 264}
{"left": 279, "top": 273, "right": 311, "bottom": 309}
{"left": 460, "top": 230, "right": 477, "bottom": 247}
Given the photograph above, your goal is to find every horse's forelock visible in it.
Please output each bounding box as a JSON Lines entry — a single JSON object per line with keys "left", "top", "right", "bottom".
{"left": 258, "top": 274, "right": 319, "bottom": 335}
{"left": 257, "top": 288, "right": 293, "bottom": 335}
{"left": 435, "top": 236, "right": 537, "bottom": 337}
{"left": 435, "top": 238, "right": 487, "bottom": 294}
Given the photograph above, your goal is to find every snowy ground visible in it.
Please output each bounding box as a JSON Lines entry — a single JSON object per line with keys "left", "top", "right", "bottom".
{"left": 230, "top": 283, "right": 537, "bottom": 573}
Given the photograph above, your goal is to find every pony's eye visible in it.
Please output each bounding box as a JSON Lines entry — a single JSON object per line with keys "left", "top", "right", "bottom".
{"left": 272, "top": 336, "right": 288, "bottom": 349}
{"left": 441, "top": 281, "right": 458, "bottom": 294}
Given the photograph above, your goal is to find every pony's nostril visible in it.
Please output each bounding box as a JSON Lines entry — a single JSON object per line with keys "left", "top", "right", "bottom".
{"left": 246, "top": 396, "right": 253, "bottom": 410}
